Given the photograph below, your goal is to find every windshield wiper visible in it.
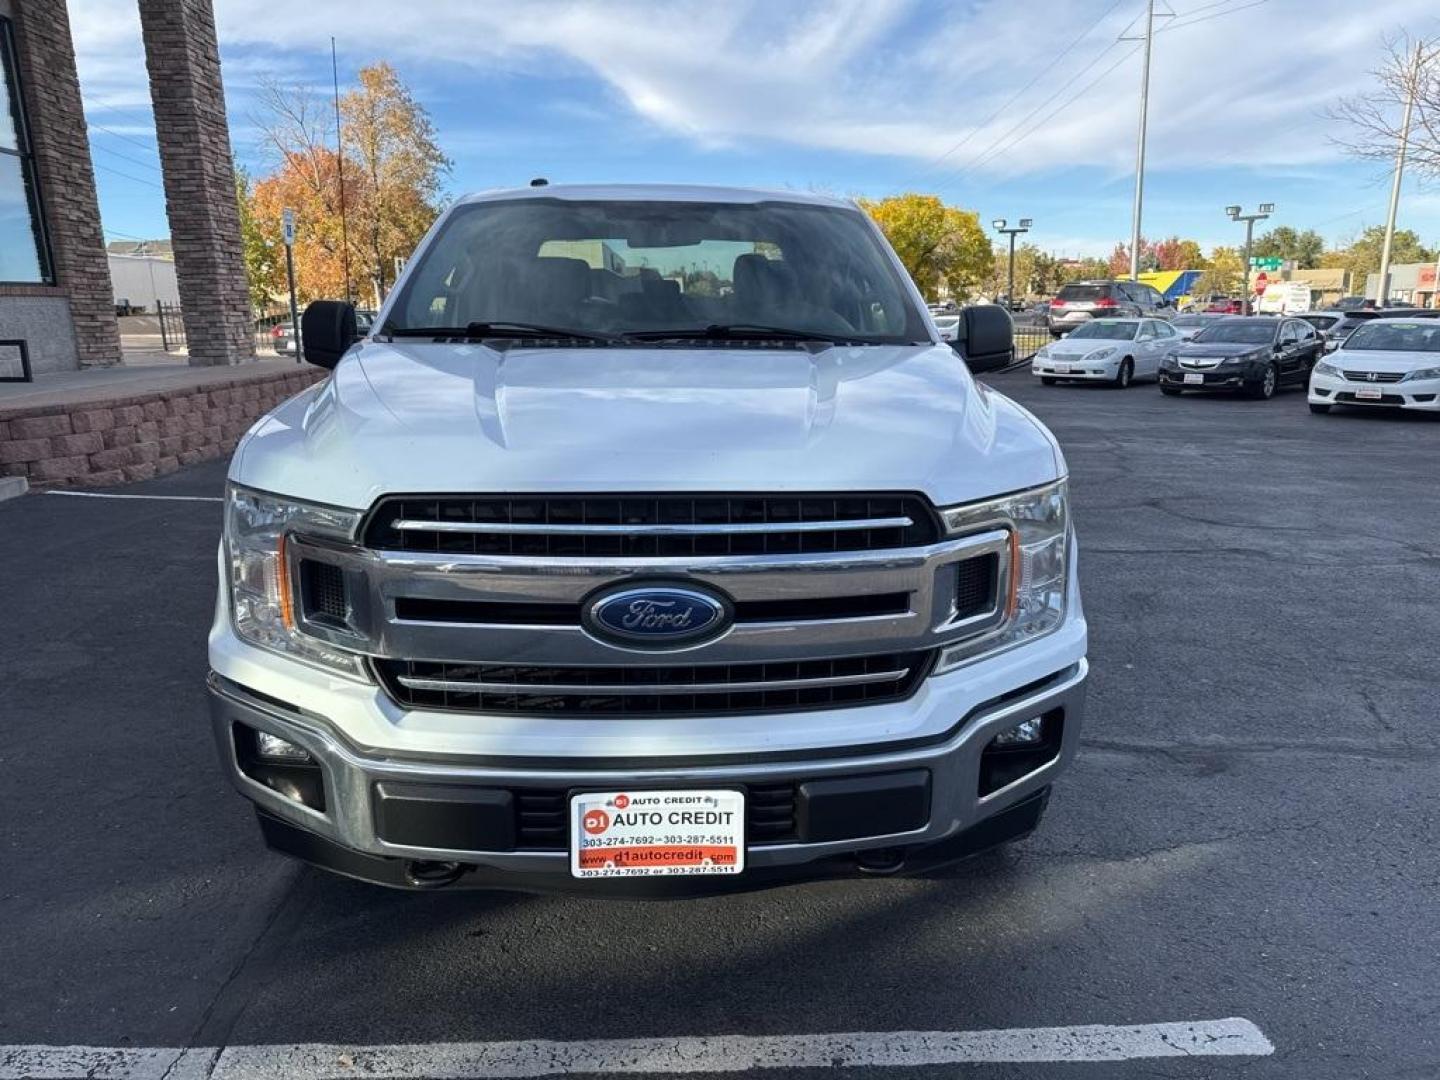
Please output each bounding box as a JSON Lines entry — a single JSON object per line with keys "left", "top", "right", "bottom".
{"left": 384, "top": 321, "right": 619, "bottom": 344}
{"left": 622, "top": 323, "right": 886, "bottom": 345}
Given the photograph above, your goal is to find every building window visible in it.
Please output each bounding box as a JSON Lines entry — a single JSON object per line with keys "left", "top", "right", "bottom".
{"left": 0, "top": 15, "right": 52, "bottom": 285}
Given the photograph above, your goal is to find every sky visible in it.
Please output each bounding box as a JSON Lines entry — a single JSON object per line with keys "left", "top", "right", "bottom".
{"left": 68, "top": 0, "right": 1440, "bottom": 261}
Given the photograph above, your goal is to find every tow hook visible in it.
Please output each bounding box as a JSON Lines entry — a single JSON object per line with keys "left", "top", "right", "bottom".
{"left": 404, "top": 860, "right": 466, "bottom": 888}
{"left": 855, "top": 847, "right": 907, "bottom": 875}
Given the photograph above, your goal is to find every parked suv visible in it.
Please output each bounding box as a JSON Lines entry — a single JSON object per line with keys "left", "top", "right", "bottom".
{"left": 1048, "top": 279, "right": 1170, "bottom": 336}
{"left": 209, "top": 184, "right": 1087, "bottom": 894}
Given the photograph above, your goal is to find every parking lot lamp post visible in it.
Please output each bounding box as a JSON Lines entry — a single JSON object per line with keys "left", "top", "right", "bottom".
{"left": 993, "top": 218, "right": 1032, "bottom": 309}
{"left": 1226, "top": 204, "right": 1273, "bottom": 315}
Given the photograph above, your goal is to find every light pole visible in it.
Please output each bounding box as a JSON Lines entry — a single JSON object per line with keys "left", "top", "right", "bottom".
{"left": 1226, "top": 203, "right": 1273, "bottom": 315}
{"left": 992, "top": 218, "right": 1032, "bottom": 309}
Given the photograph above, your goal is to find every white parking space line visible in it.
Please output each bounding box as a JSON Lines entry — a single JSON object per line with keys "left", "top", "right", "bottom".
{"left": 0, "top": 1018, "right": 1274, "bottom": 1078}
{"left": 43, "top": 490, "right": 222, "bottom": 503}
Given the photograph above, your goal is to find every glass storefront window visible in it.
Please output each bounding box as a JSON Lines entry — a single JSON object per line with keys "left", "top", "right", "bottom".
{"left": 0, "top": 15, "right": 52, "bottom": 284}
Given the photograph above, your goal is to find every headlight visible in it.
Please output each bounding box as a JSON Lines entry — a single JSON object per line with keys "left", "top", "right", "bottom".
{"left": 225, "top": 484, "right": 368, "bottom": 678}
{"left": 1402, "top": 366, "right": 1440, "bottom": 382}
{"left": 934, "top": 479, "right": 1069, "bottom": 673}
{"left": 1034, "top": 346, "right": 1050, "bottom": 360}
{"left": 1087, "top": 347, "right": 1117, "bottom": 361}
{"left": 1313, "top": 361, "right": 1341, "bottom": 378}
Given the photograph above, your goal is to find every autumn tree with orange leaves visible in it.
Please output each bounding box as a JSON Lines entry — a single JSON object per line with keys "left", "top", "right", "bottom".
{"left": 244, "top": 63, "right": 450, "bottom": 308}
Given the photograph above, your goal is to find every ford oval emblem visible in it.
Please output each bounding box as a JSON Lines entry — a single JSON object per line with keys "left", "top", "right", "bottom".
{"left": 584, "top": 584, "right": 731, "bottom": 649}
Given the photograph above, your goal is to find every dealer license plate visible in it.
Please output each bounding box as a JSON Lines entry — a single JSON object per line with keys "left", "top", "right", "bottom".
{"left": 1184, "top": 373, "right": 1205, "bottom": 385}
{"left": 570, "top": 790, "right": 745, "bottom": 879}
{"left": 1355, "top": 386, "right": 1383, "bottom": 400}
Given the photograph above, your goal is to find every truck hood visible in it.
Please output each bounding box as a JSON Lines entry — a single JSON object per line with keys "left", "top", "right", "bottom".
{"left": 232, "top": 341, "right": 1063, "bottom": 510}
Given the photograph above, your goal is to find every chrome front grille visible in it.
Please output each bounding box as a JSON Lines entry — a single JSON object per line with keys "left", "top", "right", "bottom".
{"left": 363, "top": 493, "right": 941, "bottom": 557}
{"left": 1179, "top": 358, "right": 1222, "bottom": 370}
{"left": 290, "top": 492, "right": 1015, "bottom": 715}
{"left": 1342, "top": 370, "right": 1404, "bottom": 383}
{"left": 373, "top": 652, "right": 934, "bottom": 717}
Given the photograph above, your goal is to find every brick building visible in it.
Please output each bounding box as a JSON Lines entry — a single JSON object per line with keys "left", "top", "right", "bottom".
{"left": 0, "top": 0, "right": 252, "bottom": 375}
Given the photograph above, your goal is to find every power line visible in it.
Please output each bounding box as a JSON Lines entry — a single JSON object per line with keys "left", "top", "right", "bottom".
{"left": 1159, "top": 0, "right": 1271, "bottom": 34}
{"left": 939, "top": 0, "right": 1274, "bottom": 187}
{"left": 959, "top": 44, "right": 1144, "bottom": 180}
{"left": 90, "top": 140, "right": 163, "bottom": 175}
{"left": 912, "top": 0, "right": 1128, "bottom": 181}
{"left": 92, "top": 161, "right": 166, "bottom": 192}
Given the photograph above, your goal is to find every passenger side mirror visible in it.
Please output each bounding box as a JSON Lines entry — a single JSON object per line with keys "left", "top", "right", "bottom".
{"left": 958, "top": 304, "right": 1015, "bottom": 373}
{"left": 301, "top": 300, "right": 358, "bottom": 370}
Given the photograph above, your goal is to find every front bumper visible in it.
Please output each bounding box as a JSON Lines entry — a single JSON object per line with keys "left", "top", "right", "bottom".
{"left": 1033, "top": 356, "right": 1121, "bottom": 381}
{"left": 1309, "top": 371, "right": 1440, "bottom": 411}
{"left": 208, "top": 659, "right": 1087, "bottom": 892}
{"left": 1159, "top": 362, "right": 1260, "bottom": 391}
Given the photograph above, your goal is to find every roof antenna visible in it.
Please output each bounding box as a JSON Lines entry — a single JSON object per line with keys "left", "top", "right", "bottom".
{"left": 530, "top": 177, "right": 549, "bottom": 187}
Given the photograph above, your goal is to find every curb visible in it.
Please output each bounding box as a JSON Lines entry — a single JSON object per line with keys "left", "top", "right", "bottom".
{"left": 0, "top": 475, "right": 30, "bottom": 503}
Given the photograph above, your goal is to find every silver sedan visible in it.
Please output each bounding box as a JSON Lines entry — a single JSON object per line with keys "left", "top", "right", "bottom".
{"left": 1031, "top": 318, "right": 1180, "bottom": 388}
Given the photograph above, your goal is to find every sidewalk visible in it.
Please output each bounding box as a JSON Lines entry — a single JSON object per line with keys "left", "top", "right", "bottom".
{"left": 0, "top": 358, "right": 323, "bottom": 489}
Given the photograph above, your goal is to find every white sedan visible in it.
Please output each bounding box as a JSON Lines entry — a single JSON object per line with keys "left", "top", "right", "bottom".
{"left": 1308, "top": 318, "right": 1440, "bottom": 414}
{"left": 1031, "top": 318, "right": 1180, "bottom": 388}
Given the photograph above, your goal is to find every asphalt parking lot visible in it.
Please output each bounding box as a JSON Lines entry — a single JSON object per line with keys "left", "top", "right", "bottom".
{"left": 2, "top": 369, "right": 1437, "bottom": 1079}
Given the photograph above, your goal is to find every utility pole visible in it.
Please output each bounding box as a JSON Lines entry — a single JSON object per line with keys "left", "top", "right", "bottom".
{"left": 1226, "top": 204, "right": 1274, "bottom": 316}
{"left": 992, "top": 218, "right": 1033, "bottom": 308}
{"left": 1123, "top": 0, "right": 1170, "bottom": 281}
{"left": 1376, "top": 42, "right": 1423, "bottom": 308}
{"left": 282, "top": 208, "right": 300, "bottom": 363}
{"left": 332, "top": 37, "right": 352, "bottom": 305}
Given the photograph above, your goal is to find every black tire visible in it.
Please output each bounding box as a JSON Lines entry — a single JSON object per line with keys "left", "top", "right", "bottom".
{"left": 1040, "top": 377, "right": 1057, "bottom": 386}
{"left": 1249, "top": 363, "right": 1279, "bottom": 400}
{"left": 1112, "top": 358, "right": 1134, "bottom": 389}
{"left": 1309, "top": 403, "right": 1332, "bottom": 414}
{"left": 1160, "top": 387, "right": 1182, "bottom": 396}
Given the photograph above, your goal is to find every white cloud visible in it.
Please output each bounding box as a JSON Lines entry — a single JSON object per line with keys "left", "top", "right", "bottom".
{"left": 66, "top": 0, "right": 1430, "bottom": 181}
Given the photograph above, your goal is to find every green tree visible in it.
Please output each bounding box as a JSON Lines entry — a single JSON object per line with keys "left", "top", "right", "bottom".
{"left": 235, "top": 167, "right": 281, "bottom": 310}
{"left": 858, "top": 193, "right": 993, "bottom": 301}
{"left": 1194, "top": 245, "right": 1245, "bottom": 297}
{"left": 1322, "top": 226, "right": 1436, "bottom": 295}
{"left": 1060, "top": 257, "right": 1111, "bottom": 283}
{"left": 1252, "top": 226, "right": 1326, "bottom": 267}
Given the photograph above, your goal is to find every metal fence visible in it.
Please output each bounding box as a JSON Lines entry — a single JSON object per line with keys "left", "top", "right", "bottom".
{"left": 155, "top": 301, "right": 187, "bottom": 352}
{"left": 253, "top": 305, "right": 294, "bottom": 356}
{"left": 1013, "top": 324, "right": 1049, "bottom": 361}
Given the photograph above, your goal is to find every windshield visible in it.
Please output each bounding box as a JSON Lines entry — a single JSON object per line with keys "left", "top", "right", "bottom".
{"left": 386, "top": 198, "right": 926, "bottom": 343}
{"left": 1341, "top": 322, "right": 1440, "bottom": 353}
{"left": 1192, "top": 322, "right": 1276, "bottom": 345}
{"left": 1172, "top": 315, "right": 1214, "bottom": 328}
{"left": 1066, "top": 320, "right": 1137, "bottom": 340}
{"left": 1299, "top": 314, "right": 1339, "bottom": 331}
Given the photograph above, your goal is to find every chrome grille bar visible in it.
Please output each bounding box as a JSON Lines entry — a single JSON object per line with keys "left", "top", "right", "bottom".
{"left": 390, "top": 516, "right": 915, "bottom": 536}
{"left": 395, "top": 668, "right": 911, "bottom": 696}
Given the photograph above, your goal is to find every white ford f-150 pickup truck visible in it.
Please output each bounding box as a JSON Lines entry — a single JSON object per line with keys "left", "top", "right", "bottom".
{"left": 208, "top": 183, "right": 1087, "bottom": 893}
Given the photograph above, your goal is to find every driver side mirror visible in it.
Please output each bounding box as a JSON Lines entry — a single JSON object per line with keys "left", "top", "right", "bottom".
{"left": 301, "top": 300, "right": 358, "bottom": 370}
{"left": 957, "top": 304, "right": 1015, "bottom": 373}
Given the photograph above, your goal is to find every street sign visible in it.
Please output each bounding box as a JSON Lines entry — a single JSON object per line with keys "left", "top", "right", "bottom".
{"left": 1255, "top": 272, "right": 1269, "bottom": 294}
{"left": 281, "top": 209, "right": 296, "bottom": 247}
{"left": 1249, "top": 257, "right": 1282, "bottom": 270}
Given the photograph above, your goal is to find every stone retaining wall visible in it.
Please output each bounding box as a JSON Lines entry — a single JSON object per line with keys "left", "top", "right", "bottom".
{"left": 0, "top": 368, "right": 323, "bottom": 489}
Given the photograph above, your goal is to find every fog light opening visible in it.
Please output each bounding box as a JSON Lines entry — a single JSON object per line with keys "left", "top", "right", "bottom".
{"left": 255, "top": 730, "right": 313, "bottom": 763}
{"left": 990, "top": 716, "right": 1045, "bottom": 748}
{"left": 233, "top": 723, "right": 327, "bottom": 812}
